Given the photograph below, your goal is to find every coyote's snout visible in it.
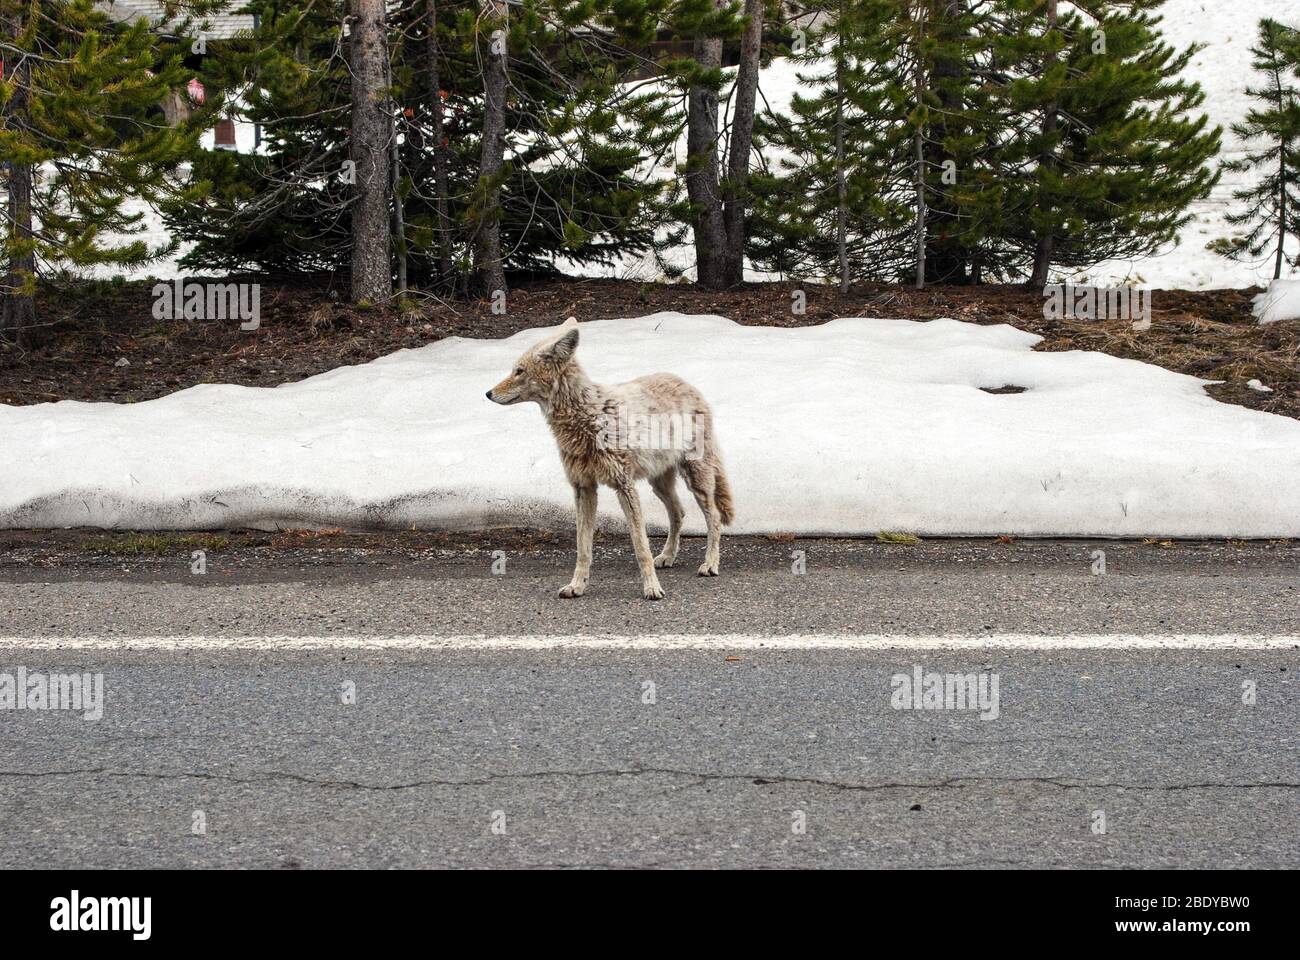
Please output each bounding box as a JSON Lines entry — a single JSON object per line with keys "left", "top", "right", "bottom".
{"left": 487, "top": 317, "right": 733, "bottom": 600}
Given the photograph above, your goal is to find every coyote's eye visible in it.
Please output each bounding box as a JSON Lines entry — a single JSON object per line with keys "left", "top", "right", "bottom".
{"left": 514, "top": 367, "right": 524, "bottom": 376}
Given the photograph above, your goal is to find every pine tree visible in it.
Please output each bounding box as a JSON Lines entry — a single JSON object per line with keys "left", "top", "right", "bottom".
{"left": 160, "top": 0, "right": 356, "bottom": 275}
{"left": 163, "top": 0, "right": 674, "bottom": 295}
{"left": 1213, "top": 17, "right": 1300, "bottom": 279}
{"left": 994, "top": 0, "right": 1221, "bottom": 281}
{"left": 918, "top": 0, "right": 995, "bottom": 285}
{"left": 749, "top": 0, "right": 1008, "bottom": 287}
{"left": 460, "top": 0, "right": 677, "bottom": 289}
{"left": 748, "top": 0, "right": 916, "bottom": 286}
{"left": 0, "top": 0, "right": 223, "bottom": 345}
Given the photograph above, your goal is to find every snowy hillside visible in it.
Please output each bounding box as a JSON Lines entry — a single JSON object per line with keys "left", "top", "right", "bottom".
{"left": 4, "top": 313, "right": 1299, "bottom": 536}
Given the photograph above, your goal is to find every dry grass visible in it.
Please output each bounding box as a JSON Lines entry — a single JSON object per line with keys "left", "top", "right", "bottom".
{"left": 4, "top": 278, "right": 1296, "bottom": 423}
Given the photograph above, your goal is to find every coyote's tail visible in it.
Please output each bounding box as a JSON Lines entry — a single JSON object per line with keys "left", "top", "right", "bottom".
{"left": 713, "top": 463, "right": 735, "bottom": 526}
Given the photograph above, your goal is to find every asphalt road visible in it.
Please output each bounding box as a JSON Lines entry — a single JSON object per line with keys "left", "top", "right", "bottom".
{"left": 0, "top": 535, "right": 1296, "bottom": 868}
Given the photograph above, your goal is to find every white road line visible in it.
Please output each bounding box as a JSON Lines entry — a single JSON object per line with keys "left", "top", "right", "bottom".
{"left": 0, "top": 634, "right": 1294, "bottom": 651}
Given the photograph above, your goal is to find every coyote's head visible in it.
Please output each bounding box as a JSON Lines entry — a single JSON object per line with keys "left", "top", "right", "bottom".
{"left": 486, "top": 316, "right": 579, "bottom": 405}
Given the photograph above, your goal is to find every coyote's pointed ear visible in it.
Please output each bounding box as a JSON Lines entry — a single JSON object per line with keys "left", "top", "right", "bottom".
{"left": 560, "top": 316, "right": 578, "bottom": 330}
{"left": 547, "top": 326, "right": 579, "bottom": 363}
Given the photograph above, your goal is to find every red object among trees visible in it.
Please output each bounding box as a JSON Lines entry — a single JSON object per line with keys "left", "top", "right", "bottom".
{"left": 214, "top": 118, "right": 237, "bottom": 150}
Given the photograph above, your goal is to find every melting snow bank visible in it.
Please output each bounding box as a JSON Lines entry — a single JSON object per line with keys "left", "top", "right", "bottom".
{"left": 1252, "top": 279, "right": 1300, "bottom": 325}
{"left": 3, "top": 312, "right": 1299, "bottom": 537}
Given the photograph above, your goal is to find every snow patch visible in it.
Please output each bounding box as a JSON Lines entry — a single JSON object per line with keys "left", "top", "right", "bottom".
{"left": 1251, "top": 279, "right": 1300, "bottom": 325}
{"left": 3, "top": 313, "right": 1299, "bottom": 537}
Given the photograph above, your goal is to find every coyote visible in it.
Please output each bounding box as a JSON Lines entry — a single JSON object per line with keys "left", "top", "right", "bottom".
{"left": 487, "top": 317, "right": 734, "bottom": 600}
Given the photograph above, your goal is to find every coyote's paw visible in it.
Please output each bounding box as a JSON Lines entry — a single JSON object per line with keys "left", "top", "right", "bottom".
{"left": 558, "top": 582, "right": 586, "bottom": 599}
{"left": 643, "top": 582, "right": 665, "bottom": 600}
{"left": 653, "top": 553, "right": 676, "bottom": 569}
{"left": 697, "top": 561, "right": 719, "bottom": 577}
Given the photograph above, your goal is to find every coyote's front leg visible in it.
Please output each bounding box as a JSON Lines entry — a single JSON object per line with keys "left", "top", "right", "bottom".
{"left": 616, "top": 482, "right": 665, "bottom": 600}
{"left": 559, "top": 483, "right": 597, "bottom": 598}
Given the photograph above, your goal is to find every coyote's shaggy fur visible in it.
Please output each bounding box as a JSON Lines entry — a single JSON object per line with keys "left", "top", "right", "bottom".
{"left": 487, "top": 317, "right": 733, "bottom": 600}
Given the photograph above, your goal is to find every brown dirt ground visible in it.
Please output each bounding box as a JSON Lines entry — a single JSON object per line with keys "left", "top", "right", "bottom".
{"left": 1, "top": 276, "right": 1296, "bottom": 419}
{"left": 0, "top": 527, "right": 1292, "bottom": 577}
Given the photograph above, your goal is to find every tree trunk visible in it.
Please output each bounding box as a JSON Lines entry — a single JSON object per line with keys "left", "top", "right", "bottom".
{"left": 913, "top": 2, "right": 927, "bottom": 289}
{"left": 687, "top": 22, "right": 728, "bottom": 290}
{"left": 1276, "top": 153, "right": 1287, "bottom": 281}
{"left": 427, "top": 0, "right": 453, "bottom": 284}
{"left": 475, "top": 0, "right": 508, "bottom": 296}
{"left": 1030, "top": 0, "right": 1058, "bottom": 287}
{"left": 913, "top": 128, "right": 926, "bottom": 289}
{"left": 1275, "top": 61, "right": 1288, "bottom": 280}
{"left": 386, "top": 41, "right": 407, "bottom": 295}
{"left": 719, "top": 0, "right": 763, "bottom": 287}
{"left": 391, "top": 118, "right": 407, "bottom": 295}
{"left": 835, "top": 20, "right": 849, "bottom": 293}
{"left": 923, "top": 0, "right": 970, "bottom": 285}
{"left": 1, "top": 8, "right": 36, "bottom": 346}
{"left": 2, "top": 160, "right": 35, "bottom": 346}
{"left": 348, "top": 0, "right": 393, "bottom": 303}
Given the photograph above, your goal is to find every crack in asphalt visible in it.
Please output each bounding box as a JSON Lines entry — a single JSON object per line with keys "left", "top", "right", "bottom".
{"left": 1, "top": 766, "right": 1296, "bottom": 794}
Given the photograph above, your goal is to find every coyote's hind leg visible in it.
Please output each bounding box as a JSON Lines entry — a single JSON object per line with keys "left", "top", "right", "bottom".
{"left": 682, "top": 460, "right": 721, "bottom": 576}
